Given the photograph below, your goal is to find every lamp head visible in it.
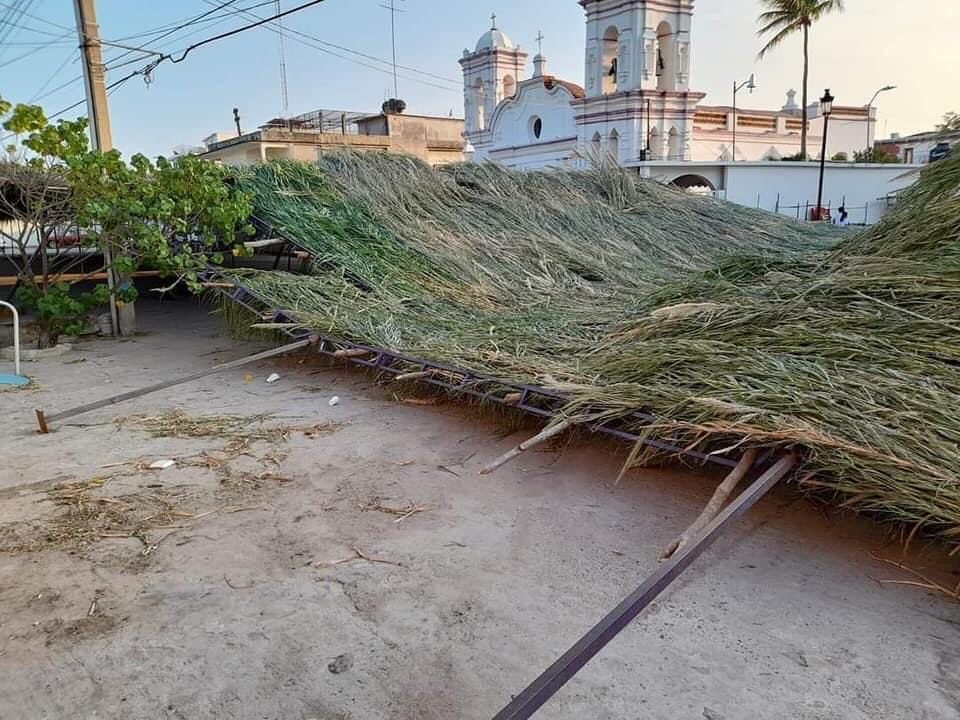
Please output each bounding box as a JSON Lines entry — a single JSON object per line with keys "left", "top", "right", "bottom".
{"left": 820, "top": 88, "right": 835, "bottom": 115}
{"left": 747, "top": 73, "right": 757, "bottom": 93}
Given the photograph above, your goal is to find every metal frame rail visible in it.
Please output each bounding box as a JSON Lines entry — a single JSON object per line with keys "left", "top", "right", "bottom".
{"left": 492, "top": 455, "right": 797, "bottom": 719}
{"left": 210, "top": 270, "right": 797, "bottom": 719}
{"left": 212, "top": 273, "right": 741, "bottom": 470}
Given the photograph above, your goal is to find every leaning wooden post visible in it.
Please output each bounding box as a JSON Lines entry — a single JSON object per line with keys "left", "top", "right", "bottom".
{"left": 480, "top": 419, "right": 573, "bottom": 475}
{"left": 661, "top": 447, "right": 760, "bottom": 560}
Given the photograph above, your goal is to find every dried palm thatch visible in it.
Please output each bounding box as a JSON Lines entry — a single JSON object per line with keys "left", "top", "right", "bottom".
{"left": 0, "top": 477, "right": 195, "bottom": 553}
{"left": 222, "top": 152, "right": 960, "bottom": 545}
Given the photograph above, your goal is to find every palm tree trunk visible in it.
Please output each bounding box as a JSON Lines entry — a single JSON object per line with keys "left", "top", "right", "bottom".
{"left": 801, "top": 23, "right": 809, "bottom": 159}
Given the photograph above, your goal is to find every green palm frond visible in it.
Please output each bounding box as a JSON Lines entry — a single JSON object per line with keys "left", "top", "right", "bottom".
{"left": 756, "top": 0, "right": 844, "bottom": 58}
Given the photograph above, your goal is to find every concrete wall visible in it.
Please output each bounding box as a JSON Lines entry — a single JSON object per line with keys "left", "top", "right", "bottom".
{"left": 385, "top": 115, "right": 466, "bottom": 165}
{"left": 635, "top": 160, "right": 919, "bottom": 224}
{"left": 201, "top": 121, "right": 464, "bottom": 167}
{"left": 720, "top": 162, "right": 917, "bottom": 224}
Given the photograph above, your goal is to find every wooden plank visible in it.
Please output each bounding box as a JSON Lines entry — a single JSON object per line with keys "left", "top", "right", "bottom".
{"left": 243, "top": 238, "right": 287, "bottom": 249}
{"left": 35, "top": 336, "right": 317, "bottom": 433}
{"left": 0, "top": 270, "right": 162, "bottom": 288}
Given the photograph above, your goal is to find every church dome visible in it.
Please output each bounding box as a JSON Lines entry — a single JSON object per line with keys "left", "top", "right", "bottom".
{"left": 475, "top": 27, "right": 515, "bottom": 52}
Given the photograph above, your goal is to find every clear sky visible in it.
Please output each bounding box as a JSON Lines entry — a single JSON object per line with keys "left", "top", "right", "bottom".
{"left": 2, "top": 0, "right": 957, "bottom": 158}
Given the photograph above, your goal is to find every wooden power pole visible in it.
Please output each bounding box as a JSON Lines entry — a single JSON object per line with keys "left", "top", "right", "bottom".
{"left": 73, "top": 0, "right": 122, "bottom": 336}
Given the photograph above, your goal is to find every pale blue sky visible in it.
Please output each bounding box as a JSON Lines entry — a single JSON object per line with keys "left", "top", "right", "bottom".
{"left": 2, "top": 0, "right": 957, "bottom": 158}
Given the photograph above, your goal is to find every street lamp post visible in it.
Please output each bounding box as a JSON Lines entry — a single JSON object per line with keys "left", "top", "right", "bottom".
{"left": 865, "top": 85, "right": 896, "bottom": 160}
{"left": 731, "top": 73, "right": 756, "bottom": 162}
{"left": 816, "top": 88, "right": 835, "bottom": 220}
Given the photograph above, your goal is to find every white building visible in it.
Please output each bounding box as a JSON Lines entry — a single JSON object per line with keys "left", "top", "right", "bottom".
{"left": 878, "top": 128, "right": 959, "bottom": 165}
{"left": 460, "top": 0, "right": 919, "bottom": 224}
{"left": 462, "top": 0, "right": 876, "bottom": 170}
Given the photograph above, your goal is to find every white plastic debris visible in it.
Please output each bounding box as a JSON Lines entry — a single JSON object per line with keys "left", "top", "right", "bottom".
{"left": 266, "top": 373, "right": 281, "bottom": 384}
{"left": 148, "top": 459, "right": 175, "bottom": 470}
{"left": 328, "top": 396, "right": 341, "bottom": 407}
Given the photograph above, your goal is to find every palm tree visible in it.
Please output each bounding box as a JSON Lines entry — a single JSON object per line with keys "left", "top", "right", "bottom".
{"left": 757, "top": 0, "right": 844, "bottom": 159}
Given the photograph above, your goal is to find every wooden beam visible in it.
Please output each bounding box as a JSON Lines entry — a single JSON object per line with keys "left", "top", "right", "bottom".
{"left": 0, "top": 270, "right": 162, "bottom": 288}
{"left": 35, "top": 336, "right": 318, "bottom": 433}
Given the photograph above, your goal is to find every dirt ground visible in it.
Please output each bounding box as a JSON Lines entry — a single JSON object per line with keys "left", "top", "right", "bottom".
{"left": 1, "top": 297, "right": 958, "bottom": 720}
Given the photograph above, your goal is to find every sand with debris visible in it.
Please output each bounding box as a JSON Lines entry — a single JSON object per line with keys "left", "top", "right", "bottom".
{"left": 0, "top": 298, "right": 958, "bottom": 719}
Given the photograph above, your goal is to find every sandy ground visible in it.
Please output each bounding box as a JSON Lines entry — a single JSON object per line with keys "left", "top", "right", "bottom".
{"left": 0, "top": 297, "right": 958, "bottom": 720}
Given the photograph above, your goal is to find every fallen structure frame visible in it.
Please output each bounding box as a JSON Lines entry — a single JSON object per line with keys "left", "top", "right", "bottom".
{"left": 206, "top": 268, "right": 796, "bottom": 719}
{"left": 492, "top": 455, "right": 797, "bottom": 719}
{"left": 211, "top": 272, "right": 743, "bottom": 470}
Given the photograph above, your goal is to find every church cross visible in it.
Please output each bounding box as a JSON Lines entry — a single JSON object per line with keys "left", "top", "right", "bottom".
{"left": 535, "top": 30, "right": 544, "bottom": 54}
{"left": 490, "top": 12, "right": 496, "bottom": 29}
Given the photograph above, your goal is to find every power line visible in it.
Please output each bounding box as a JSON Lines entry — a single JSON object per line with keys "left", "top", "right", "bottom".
{"left": 103, "top": 0, "right": 244, "bottom": 68}
{"left": 0, "top": 0, "right": 71, "bottom": 32}
{"left": 0, "top": 28, "right": 72, "bottom": 69}
{"left": 19, "top": 0, "right": 280, "bottom": 102}
{"left": 199, "top": 0, "right": 459, "bottom": 88}
{"left": 108, "top": 0, "right": 274, "bottom": 44}
{"left": 164, "top": 0, "right": 330, "bottom": 66}
{"left": 0, "top": 0, "right": 36, "bottom": 49}
{"left": 0, "top": 67, "right": 141, "bottom": 146}
{"left": 3, "top": 0, "right": 333, "bottom": 142}
{"left": 29, "top": 47, "right": 79, "bottom": 102}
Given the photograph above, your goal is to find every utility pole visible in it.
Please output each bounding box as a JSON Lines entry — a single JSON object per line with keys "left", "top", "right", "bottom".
{"left": 74, "top": 0, "right": 112, "bottom": 152}
{"left": 74, "top": 0, "right": 122, "bottom": 336}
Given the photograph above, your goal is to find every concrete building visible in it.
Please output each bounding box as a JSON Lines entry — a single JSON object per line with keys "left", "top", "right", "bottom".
{"left": 877, "top": 128, "right": 959, "bottom": 165}
{"left": 462, "top": 2, "right": 878, "bottom": 169}
{"left": 459, "top": 0, "right": 919, "bottom": 224}
{"left": 199, "top": 108, "right": 465, "bottom": 167}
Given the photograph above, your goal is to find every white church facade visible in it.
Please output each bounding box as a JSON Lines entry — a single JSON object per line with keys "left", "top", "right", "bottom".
{"left": 461, "top": 0, "right": 874, "bottom": 176}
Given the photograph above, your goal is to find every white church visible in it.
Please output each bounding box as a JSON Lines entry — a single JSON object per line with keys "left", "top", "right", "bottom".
{"left": 460, "top": 0, "right": 875, "bottom": 186}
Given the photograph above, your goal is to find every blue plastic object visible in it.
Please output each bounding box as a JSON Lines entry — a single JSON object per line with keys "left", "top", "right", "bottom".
{"left": 0, "top": 373, "right": 29, "bottom": 387}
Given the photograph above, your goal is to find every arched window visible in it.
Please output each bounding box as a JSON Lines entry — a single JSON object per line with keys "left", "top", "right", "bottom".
{"left": 602, "top": 26, "right": 619, "bottom": 95}
{"left": 530, "top": 116, "right": 543, "bottom": 140}
{"left": 502, "top": 74, "right": 516, "bottom": 99}
{"left": 656, "top": 21, "right": 675, "bottom": 92}
{"left": 591, "top": 132, "right": 602, "bottom": 156}
{"left": 608, "top": 129, "right": 620, "bottom": 162}
{"left": 473, "top": 78, "right": 485, "bottom": 130}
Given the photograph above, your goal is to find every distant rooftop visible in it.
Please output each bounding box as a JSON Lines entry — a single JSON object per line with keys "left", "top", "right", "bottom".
{"left": 260, "top": 109, "right": 373, "bottom": 135}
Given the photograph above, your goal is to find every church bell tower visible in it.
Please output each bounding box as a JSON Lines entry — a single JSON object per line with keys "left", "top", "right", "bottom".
{"left": 459, "top": 14, "right": 528, "bottom": 139}
{"left": 576, "top": 0, "right": 703, "bottom": 162}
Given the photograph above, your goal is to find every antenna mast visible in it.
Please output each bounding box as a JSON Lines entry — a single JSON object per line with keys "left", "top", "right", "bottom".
{"left": 381, "top": 0, "right": 404, "bottom": 98}
{"left": 276, "top": 0, "right": 289, "bottom": 115}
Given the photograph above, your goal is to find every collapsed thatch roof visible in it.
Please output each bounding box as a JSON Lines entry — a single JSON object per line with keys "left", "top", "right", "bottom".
{"left": 223, "top": 152, "right": 960, "bottom": 545}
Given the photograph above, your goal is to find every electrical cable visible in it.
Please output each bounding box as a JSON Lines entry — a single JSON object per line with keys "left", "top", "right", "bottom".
{"left": 0, "top": 0, "right": 70, "bottom": 32}
{"left": 0, "top": 28, "right": 72, "bottom": 69}
{"left": 29, "top": 47, "right": 79, "bottom": 102}
{"left": 200, "top": 0, "right": 459, "bottom": 86}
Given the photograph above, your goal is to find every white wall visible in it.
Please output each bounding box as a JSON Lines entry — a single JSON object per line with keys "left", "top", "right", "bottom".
{"left": 474, "top": 79, "right": 579, "bottom": 168}
{"left": 809, "top": 115, "right": 873, "bottom": 160}
{"left": 721, "top": 162, "right": 918, "bottom": 224}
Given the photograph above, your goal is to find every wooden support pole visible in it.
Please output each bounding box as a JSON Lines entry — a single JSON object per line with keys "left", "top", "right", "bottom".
{"left": 334, "top": 348, "right": 372, "bottom": 359}
{"left": 394, "top": 370, "right": 435, "bottom": 382}
{"left": 661, "top": 447, "right": 759, "bottom": 560}
{"left": 480, "top": 420, "right": 573, "bottom": 475}
{"left": 35, "top": 336, "right": 317, "bottom": 433}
